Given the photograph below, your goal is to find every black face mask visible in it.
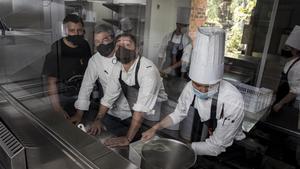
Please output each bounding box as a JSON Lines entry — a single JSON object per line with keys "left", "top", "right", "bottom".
{"left": 115, "top": 46, "right": 136, "bottom": 64}
{"left": 97, "top": 41, "right": 115, "bottom": 57}
{"left": 66, "top": 35, "right": 85, "bottom": 46}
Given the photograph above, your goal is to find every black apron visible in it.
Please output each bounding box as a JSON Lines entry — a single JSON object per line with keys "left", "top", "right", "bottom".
{"left": 118, "top": 57, "right": 141, "bottom": 111}
{"left": 190, "top": 92, "right": 224, "bottom": 142}
{"left": 274, "top": 58, "right": 300, "bottom": 105}
{"left": 164, "top": 31, "right": 184, "bottom": 77}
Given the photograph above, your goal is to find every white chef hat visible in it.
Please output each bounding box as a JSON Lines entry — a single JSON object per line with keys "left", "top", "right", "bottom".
{"left": 189, "top": 27, "right": 225, "bottom": 85}
{"left": 176, "top": 7, "right": 191, "bottom": 25}
{"left": 285, "top": 25, "right": 300, "bottom": 50}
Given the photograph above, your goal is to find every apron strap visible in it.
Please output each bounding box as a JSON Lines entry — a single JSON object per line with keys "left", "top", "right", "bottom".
{"left": 286, "top": 57, "right": 300, "bottom": 75}
{"left": 170, "top": 31, "right": 176, "bottom": 42}
{"left": 180, "top": 33, "right": 184, "bottom": 45}
{"left": 190, "top": 87, "right": 221, "bottom": 142}
{"left": 134, "top": 56, "right": 142, "bottom": 88}
{"left": 118, "top": 56, "right": 142, "bottom": 97}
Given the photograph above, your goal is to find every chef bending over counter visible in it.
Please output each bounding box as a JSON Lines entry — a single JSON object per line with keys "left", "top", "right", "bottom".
{"left": 142, "top": 27, "right": 246, "bottom": 156}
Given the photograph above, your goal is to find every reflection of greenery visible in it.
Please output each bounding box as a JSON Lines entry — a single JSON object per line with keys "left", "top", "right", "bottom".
{"left": 206, "top": 0, "right": 256, "bottom": 57}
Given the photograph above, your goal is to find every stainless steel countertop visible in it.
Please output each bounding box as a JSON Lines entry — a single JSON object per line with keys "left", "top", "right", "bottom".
{"left": 0, "top": 82, "right": 139, "bottom": 169}
{"left": 0, "top": 77, "right": 274, "bottom": 169}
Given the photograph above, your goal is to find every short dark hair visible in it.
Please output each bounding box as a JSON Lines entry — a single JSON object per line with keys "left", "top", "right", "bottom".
{"left": 63, "top": 14, "right": 84, "bottom": 27}
{"left": 94, "top": 24, "right": 114, "bottom": 37}
{"left": 115, "top": 33, "right": 137, "bottom": 47}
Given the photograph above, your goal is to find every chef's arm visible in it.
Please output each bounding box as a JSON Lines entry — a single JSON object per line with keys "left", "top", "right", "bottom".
{"left": 279, "top": 92, "right": 297, "bottom": 105}
{"left": 152, "top": 116, "right": 174, "bottom": 131}
{"left": 95, "top": 104, "right": 110, "bottom": 121}
{"left": 273, "top": 92, "right": 297, "bottom": 112}
{"left": 126, "top": 111, "right": 144, "bottom": 142}
{"left": 169, "top": 59, "right": 182, "bottom": 69}
{"left": 141, "top": 115, "right": 174, "bottom": 141}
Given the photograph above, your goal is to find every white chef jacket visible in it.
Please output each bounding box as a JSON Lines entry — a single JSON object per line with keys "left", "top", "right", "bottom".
{"left": 74, "top": 52, "right": 131, "bottom": 120}
{"left": 101, "top": 56, "right": 168, "bottom": 115}
{"left": 169, "top": 80, "right": 245, "bottom": 156}
{"left": 158, "top": 32, "right": 192, "bottom": 72}
{"left": 283, "top": 57, "right": 300, "bottom": 101}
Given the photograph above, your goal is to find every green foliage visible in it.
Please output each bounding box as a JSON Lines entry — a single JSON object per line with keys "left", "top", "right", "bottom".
{"left": 205, "top": 0, "right": 256, "bottom": 57}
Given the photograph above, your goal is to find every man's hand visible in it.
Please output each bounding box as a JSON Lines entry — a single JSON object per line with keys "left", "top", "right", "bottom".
{"left": 87, "top": 119, "right": 103, "bottom": 136}
{"left": 163, "top": 67, "right": 173, "bottom": 74}
{"left": 273, "top": 102, "right": 284, "bottom": 112}
{"left": 141, "top": 127, "right": 157, "bottom": 142}
{"left": 69, "top": 110, "right": 84, "bottom": 125}
{"left": 104, "top": 136, "right": 130, "bottom": 148}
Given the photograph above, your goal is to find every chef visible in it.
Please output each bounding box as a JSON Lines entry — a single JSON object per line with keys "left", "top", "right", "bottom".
{"left": 142, "top": 27, "right": 245, "bottom": 156}
{"left": 273, "top": 25, "right": 300, "bottom": 114}
{"left": 89, "top": 33, "right": 168, "bottom": 147}
{"left": 70, "top": 24, "right": 132, "bottom": 126}
{"left": 158, "top": 7, "right": 193, "bottom": 78}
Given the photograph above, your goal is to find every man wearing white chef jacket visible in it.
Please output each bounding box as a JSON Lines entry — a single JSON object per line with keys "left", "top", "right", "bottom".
{"left": 273, "top": 25, "right": 300, "bottom": 115}
{"left": 70, "top": 24, "right": 132, "bottom": 125}
{"left": 142, "top": 27, "right": 245, "bottom": 156}
{"left": 88, "top": 33, "right": 168, "bottom": 147}
{"left": 158, "top": 7, "right": 192, "bottom": 78}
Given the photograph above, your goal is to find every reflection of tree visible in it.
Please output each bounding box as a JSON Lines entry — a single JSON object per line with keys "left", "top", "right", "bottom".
{"left": 205, "top": 0, "right": 256, "bottom": 57}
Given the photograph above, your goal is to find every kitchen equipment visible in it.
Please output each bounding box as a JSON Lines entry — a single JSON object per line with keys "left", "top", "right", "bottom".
{"left": 141, "top": 138, "right": 196, "bottom": 169}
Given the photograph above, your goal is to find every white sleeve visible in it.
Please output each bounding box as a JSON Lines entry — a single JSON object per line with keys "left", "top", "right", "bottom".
{"left": 157, "top": 34, "right": 171, "bottom": 69}
{"left": 191, "top": 98, "right": 244, "bottom": 156}
{"left": 100, "top": 65, "right": 122, "bottom": 108}
{"left": 289, "top": 66, "right": 300, "bottom": 95}
{"left": 169, "top": 83, "right": 194, "bottom": 124}
{"left": 74, "top": 58, "right": 98, "bottom": 110}
{"left": 132, "top": 66, "right": 160, "bottom": 114}
{"left": 158, "top": 34, "right": 170, "bottom": 59}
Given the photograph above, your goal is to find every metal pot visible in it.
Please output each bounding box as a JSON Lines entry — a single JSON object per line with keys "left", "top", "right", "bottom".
{"left": 141, "top": 138, "right": 196, "bottom": 169}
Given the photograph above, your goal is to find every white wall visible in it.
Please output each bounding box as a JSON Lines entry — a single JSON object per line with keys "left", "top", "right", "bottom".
{"left": 144, "top": 0, "right": 191, "bottom": 66}
{"left": 146, "top": 0, "right": 176, "bottom": 65}
{"left": 92, "top": 2, "right": 113, "bottom": 24}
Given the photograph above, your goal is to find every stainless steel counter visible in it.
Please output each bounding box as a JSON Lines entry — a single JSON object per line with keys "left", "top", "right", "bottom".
{"left": 0, "top": 81, "right": 139, "bottom": 169}
{"left": 0, "top": 76, "right": 273, "bottom": 169}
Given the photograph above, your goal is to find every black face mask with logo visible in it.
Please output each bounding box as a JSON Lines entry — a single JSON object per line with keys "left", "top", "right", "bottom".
{"left": 97, "top": 41, "right": 115, "bottom": 57}
{"left": 66, "top": 35, "right": 85, "bottom": 46}
{"left": 115, "top": 46, "right": 136, "bottom": 64}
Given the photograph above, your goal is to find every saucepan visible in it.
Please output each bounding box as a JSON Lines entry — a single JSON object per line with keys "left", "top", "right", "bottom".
{"left": 141, "top": 138, "right": 196, "bottom": 169}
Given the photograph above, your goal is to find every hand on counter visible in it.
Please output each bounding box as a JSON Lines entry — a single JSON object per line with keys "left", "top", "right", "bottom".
{"left": 88, "top": 119, "right": 103, "bottom": 135}
{"left": 141, "top": 127, "right": 157, "bottom": 142}
{"left": 104, "top": 136, "right": 130, "bottom": 148}
{"left": 69, "top": 110, "right": 84, "bottom": 125}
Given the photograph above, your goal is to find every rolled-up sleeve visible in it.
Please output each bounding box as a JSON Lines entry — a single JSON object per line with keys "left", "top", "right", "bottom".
{"left": 169, "top": 83, "right": 194, "bottom": 124}
{"left": 132, "top": 68, "right": 161, "bottom": 115}
{"left": 191, "top": 97, "right": 244, "bottom": 156}
{"left": 101, "top": 65, "right": 122, "bottom": 108}
{"left": 75, "top": 57, "right": 98, "bottom": 110}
